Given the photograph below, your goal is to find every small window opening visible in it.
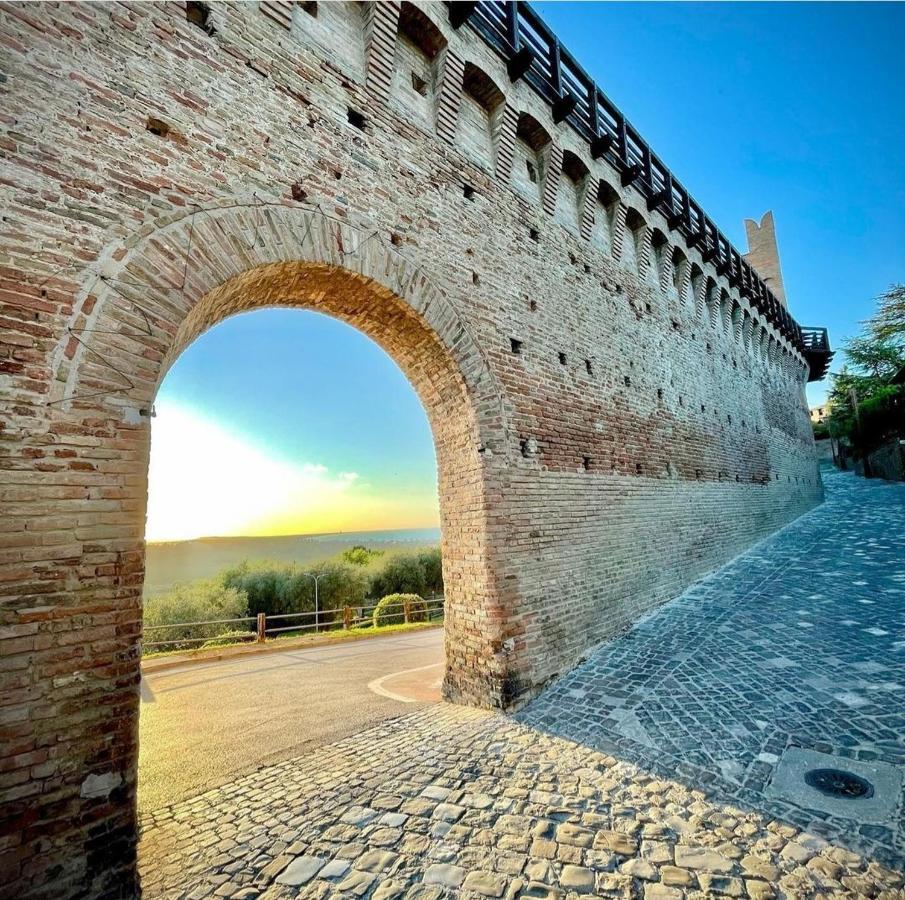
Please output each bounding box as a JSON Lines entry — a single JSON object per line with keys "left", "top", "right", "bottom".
{"left": 529, "top": 227, "right": 539, "bottom": 242}
{"left": 645, "top": 302, "right": 652, "bottom": 314}
{"left": 583, "top": 263, "right": 591, "bottom": 274}
{"left": 525, "top": 159, "right": 537, "bottom": 184}
{"left": 678, "top": 396, "right": 684, "bottom": 407}
{"left": 636, "top": 463, "right": 643, "bottom": 475}
{"left": 585, "top": 359, "right": 593, "bottom": 375}
{"left": 347, "top": 108, "right": 366, "bottom": 130}
{"left": 411, "top": 71, "right": 428, "bottom": 96}
{"left": 696, "top": 469, "right": 703, "bottom": 480}
{"left": 569, "top": 253, "right": 577, "bottom": 265}
{"left": 146, "top": 117, "right": 170, "bottom": 138}
{"left": 185, "top": 1, "right": 214, "bottom": 34}
{"left": 472, "top": 272, "right": 480, "bottom": 285}
{"left": 624, "top": 375, "right": 631, "bottom": 387}
{"left": 727, "top": 414, "right": 732, "bottom": 425}
{"left": 582, "top": 456, "right": 591, "bottom": 471}
{"left": 558, "top": 352, "right": 567, "bottom": 366}
{"left": 510, "top": 338, "right": 522, "bottom": 355}
{"left": 657, "top": 388, "right": 663, "bottom": 400}
{"left": 463, "top": 184, "right": 475, "bottom": 201}
{"left": 529, "top": 299, "right": 537, "bottom": 312}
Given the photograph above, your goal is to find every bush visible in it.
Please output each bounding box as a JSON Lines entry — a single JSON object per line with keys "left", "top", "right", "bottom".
{"left": 222, "top": 560, "right": 368, "bottom": 621}
{"left": 368, "top": 548, "right": 443, "bottom": 599}
{"left": 372, "top": 593, "right": 427, "bottom": 628}
{"left": 143, "top": 580, "right": 249, "bottom": 653}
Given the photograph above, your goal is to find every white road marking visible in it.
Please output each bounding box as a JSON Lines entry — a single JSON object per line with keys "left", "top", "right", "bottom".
{"left": 367, "top": 662, "right": 444, "bottom": 703}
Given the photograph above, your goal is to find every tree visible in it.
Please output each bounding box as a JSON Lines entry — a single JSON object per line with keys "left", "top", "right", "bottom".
{"left": 866, "top": 284, "right": 905, "bottom": 345}
{"left": 342, "top": 545, "right": 384, "bottom": 567}
{"left": 824, "top": 285, "right": 905, "bottom": 459}
{"left": 368, "top": 548, "right": 443, "bottom": 598}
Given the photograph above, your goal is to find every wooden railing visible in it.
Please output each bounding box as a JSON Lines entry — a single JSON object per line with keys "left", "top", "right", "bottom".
{"left": 450, "top": 1, "right": 827, "bottom": 364}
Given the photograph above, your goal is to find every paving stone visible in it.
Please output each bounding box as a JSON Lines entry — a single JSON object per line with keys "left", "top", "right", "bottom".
{"left": 641, "top": 840, "right": 673, "bottom": 864}
{"left": 462, "top": 871, "right": 508, "bottom": 897}
{"left": 318, "top": 860, "right": 350, "bottom": 880}
{"left": 338, "top": 870, "right": 376, "bottom": 896}
{"left": 619, "top": 858, "right": 658, "bottom": 881}
{"left": 697, "top": 874, "right": 745, "bottom": 896}
{"left": 422, "top": 864, "right": 466, "bottom": 888}
{"left": 554, "top": 823, "right": 593, "bottom": 848}
{"left": 432, "top": 803, "right": 464, "bottom": 823}
{"left": 372, "top": 879, "right": 408, "bottom": 900}
{"left": 745, "top": 880, "right": 775, "bottom": 900}
{"left": 593, "top": 831, "right": 638, "bottom": 855}
{"left": 274, "top": 856, "right": 324, "bottom": 887}
{"left": 355, "top": 850, "right": 398, "bottom": 874}
{"left": 518, "top": 882, "right": 562, "bottom": 899}
{"left": 643, "top": 886, "right": 683, "bottom": 900}
{"left": 558, "top": 865, "right": 594, "bottom": 893}
{"left": 674, "top": 846, "right": 734, "bottom": 872}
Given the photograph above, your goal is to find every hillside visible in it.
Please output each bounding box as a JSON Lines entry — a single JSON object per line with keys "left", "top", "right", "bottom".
{"left": 144, "top": 527, "right": 441, "bottom": 596}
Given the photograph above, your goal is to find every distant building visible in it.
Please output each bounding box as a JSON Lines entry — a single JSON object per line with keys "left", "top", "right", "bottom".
{"left": 810, "top": 405, "right": 829, "bottom": 424}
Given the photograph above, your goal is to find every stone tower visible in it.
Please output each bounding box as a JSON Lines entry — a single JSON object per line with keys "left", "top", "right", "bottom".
{"left": 744, "top": 210, "right": 787, "bottom": 307}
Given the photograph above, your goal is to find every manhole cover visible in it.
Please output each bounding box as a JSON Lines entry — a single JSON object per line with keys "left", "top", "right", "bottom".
{"left": 804, "top": 767, "right": 874, "bottom": 799}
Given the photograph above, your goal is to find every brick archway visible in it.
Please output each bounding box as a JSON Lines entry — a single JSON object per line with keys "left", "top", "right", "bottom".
{"left": 34, "top": 201, "right": 513, "bottom": 895}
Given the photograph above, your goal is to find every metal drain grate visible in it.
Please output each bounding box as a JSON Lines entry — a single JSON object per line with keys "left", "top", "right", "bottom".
{"left": 804, "top": 767, "right": 874, "bottom": 799}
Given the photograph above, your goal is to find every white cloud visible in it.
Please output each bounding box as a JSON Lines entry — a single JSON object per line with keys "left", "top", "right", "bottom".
{"left": 145, "top": 402, "right": 361, "bottom": 542}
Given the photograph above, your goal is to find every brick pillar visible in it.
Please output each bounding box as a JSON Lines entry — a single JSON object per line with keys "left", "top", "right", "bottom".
{"left": 541, "top": 144, "right": 563, "bottom": 218}
{"left": 364, "top": 1, "right": 401, "bottom": 103}
{"left": 435, "top": 51, "right": 464, "bottom": 144}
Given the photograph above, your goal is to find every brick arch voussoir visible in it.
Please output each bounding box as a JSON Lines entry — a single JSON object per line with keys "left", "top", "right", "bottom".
{"left": 50, "top": 201, "right": 510, "bottom": 458}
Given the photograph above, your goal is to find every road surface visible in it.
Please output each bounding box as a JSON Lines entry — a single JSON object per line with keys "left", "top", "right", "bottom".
{"left": 138, "top": 628, "right": 444, "bottom": 812}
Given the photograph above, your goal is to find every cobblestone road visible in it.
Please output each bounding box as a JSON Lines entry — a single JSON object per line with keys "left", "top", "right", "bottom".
{"left": 520, "top": 467, "right": 904, "bottom": 868}
{"left": 139, "top": 468, "right": 904, "bottom": 899}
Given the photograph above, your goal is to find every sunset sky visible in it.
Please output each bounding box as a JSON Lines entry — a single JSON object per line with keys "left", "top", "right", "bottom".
{"left": 147, "top": 3, "right": 903, "bottom": 542}
{"left": 146, "top": 310, "right": 439, "bottom": 542}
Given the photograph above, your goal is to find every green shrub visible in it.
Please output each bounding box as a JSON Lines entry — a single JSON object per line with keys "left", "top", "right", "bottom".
{"left": 222, "top": 560, "right": 368, "bottom": 619}
{"left": 372, "top": 593, "right": 427, "bottom": 628}
{"left": 143, "top": 580, "right": 249, "bottom": 653}
{"left": 368, "top": 548, "right": 443, "bottom": 598}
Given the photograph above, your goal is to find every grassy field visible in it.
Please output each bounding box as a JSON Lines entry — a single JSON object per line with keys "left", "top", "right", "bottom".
{"left": 144, "top": 529, "right": 440, "bottom": 597}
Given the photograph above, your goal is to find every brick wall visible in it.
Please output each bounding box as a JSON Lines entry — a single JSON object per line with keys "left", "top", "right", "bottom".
{"left": 0, "top": 2, "right": 822, "bottom": 895}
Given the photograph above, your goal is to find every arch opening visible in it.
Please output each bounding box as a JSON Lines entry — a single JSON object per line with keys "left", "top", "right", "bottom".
{"left": 140, "top": 304, "right": 450, "bottom": 811}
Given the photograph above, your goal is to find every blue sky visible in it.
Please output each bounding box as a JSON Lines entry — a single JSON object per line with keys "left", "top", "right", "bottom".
{"left": 536, "top": 1, "right": 905, "bottom": 406}
{"left": 149, "top": 3, "right": 903, "bottom": 539}
{"left": 148, "top": 311, "right": 438, "bottom": 541}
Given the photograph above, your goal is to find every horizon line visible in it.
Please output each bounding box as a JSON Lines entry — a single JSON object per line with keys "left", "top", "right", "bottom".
{"left": 146, "top": 523, "right": 442, "bottom": 546}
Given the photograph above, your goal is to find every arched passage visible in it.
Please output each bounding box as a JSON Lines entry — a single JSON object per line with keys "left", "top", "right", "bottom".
{"left": 40, "top": 201, "right": 513, "bottom": 892}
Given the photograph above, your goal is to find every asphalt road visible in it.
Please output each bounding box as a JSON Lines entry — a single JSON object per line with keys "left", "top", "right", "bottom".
{"left": 138, "top": 628, "right": 444, "bottom": 812}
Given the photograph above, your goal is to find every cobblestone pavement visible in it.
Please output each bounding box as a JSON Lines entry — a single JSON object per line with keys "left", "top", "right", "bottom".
{"left": 139, "top": 468, "right": 905, "bottom": 898}
{"left": 520, "top": 467, "right": 905, "bottom": 868}
{"left": 139, "top": 704, "right": 902, "bottom": 900}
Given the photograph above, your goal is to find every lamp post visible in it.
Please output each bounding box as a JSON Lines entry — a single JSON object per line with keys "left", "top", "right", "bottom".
{"left": 304, "top": 572, "right": 326, "bottom": 632}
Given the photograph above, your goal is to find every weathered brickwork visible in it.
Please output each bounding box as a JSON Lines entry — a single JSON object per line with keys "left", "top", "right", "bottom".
{"left": 0, "top": 2, "right": 821, "bottom": 896}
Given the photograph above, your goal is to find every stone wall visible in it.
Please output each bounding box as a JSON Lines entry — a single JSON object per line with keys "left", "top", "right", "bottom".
{"left": 0, "top": 2, "right": 821, "bottom": 895}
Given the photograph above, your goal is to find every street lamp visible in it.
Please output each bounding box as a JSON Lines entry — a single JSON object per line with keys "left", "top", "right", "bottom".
{"left": 304, "top": 572, "right": 326, "bottom": 632}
